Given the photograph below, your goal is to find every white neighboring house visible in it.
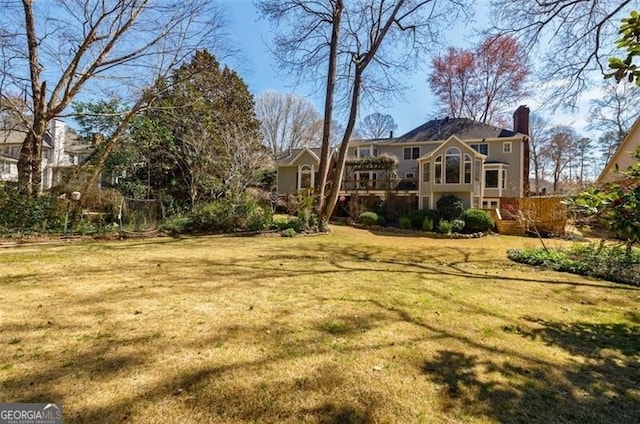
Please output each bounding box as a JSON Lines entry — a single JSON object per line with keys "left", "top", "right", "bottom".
{"left": 0, "top": 120, "right": 93, "bottom": 189}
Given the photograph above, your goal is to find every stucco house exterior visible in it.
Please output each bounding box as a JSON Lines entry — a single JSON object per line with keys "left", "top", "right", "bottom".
{"left": 276, "top": 106, "right": 531, "bottom": 215}
{"left": 0, "top": 120, "right": 92, "bottom": 190}
{"left": 596, "top": 117, "right": 640, "bottom": 185}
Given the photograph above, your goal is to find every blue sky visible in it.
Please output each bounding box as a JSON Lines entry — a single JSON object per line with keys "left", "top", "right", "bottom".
{"left": 221, "top": 0, "right": 591, "bottom": 137}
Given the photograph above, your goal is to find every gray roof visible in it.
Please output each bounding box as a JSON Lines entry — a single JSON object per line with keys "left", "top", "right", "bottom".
{"left": 276, "top": 148, "right": 323, "bottom": 165}
{"left": 395, "top": 118, "right": 519, "bottom": 142}
{"left": 1, "top": 128, "right": 53, "bottom": 148}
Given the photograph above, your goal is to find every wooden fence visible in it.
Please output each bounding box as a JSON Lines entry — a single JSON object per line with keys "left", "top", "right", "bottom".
{"left": 503, "top": 196, "right": 567, "bottom": 236}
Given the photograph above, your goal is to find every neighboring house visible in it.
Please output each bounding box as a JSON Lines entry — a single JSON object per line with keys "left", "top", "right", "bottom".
{"left": 276, "top": 148, "right": 330, "bottom": 194}
{"left": 276, "top": 106, "right": 531, "bottom": 215}
{"left": 0, "top": 120, "right": 93, "bottom": 189}
{"left": 596, "top": 117, "right": 640, "bottom": 185}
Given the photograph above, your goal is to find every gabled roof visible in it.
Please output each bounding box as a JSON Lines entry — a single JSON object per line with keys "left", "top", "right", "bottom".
{"left": 596, "top": 117, "right": 640, "bottom": 185}
{"left": 417, "top": 135, "right": 486, "bottom": 161}
{"left": 276, "top": 147, "right": 323, "bottom": 166}
{"left": 395, "top": 117, "right": 520, "bottom": 142}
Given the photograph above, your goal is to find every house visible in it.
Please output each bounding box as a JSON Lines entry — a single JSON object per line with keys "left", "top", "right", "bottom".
{"left": 0, "top": 120, "right": 92, "bottom": 189}
{"left": 275, "top": 106, "right": 531, "bottom": 216}
{"left": 596, "top": 117, "right": 640, "bottom": 185}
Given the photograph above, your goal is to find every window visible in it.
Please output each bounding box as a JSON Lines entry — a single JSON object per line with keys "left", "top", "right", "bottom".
{"left": 405, "top": 172, "right": 415, "bottom": 180}
{"left": 356, "top": 171, "right": 377, "bottom": 189}
{"left": 503, "top": 142, "right": 512, "bottom": 153}
{"left": 403, "top": 146, "right": 420, "bottom": 160}
{"left": 0, "top": 161, "right": 10, "bottom": 173}
{"left": 474, "top": 159, "right": 481, "bottom": 182}
{"left": 299, "top": 164, "right": 313, "bottom": 189}
{"left": 464, "top": 154, "right": 472, "bottom": 184}
{"left": 485, "top": 170, "right": 498, "bottom": 188}
{"left": 502, "top": 169, "right": 507, "bottom": 189}
{"left": 434, "top": 156, "right": 442, "bottom": 184}
{"left": 470, "top": 143, "right": 488, "bottom": 155}
{"left": 482, "top": 200, "right": 499, "bottom": 209}
{"left": 422, "top": 196, "right": 430, "bottom": 209}
{"left": 422, "top": 161, "right": 430, "bottom": 183}
{"left": 357, "top": 146, "right": 378, "bottom": 158}
{"left": 445, "top": 147, "right": 461, "bottom": 184}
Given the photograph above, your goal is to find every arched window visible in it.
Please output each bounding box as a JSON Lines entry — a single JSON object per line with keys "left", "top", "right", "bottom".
{"left": 434, "top": 156, "right": 442, "bottom": 184}
{"left": 299, "top": 164, "right": 313, "bottom": 189}
{"left": 445, "top": 148, "right": 460, "bottom": 184}
{"left": 464, "top": 154, "right": 472, "bottom": 184}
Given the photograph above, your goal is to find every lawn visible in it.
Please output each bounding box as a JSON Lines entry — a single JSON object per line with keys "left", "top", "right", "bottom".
{"left": 1, "top": 226, "right": 639, "bottom": 423}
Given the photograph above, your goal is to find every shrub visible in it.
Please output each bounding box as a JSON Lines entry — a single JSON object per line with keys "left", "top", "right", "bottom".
{"left": 188, "top": 199, "right": 236, "bottom": 232}
{"left": 358, "top": 211, "right": 380, "bottom": 226}
{"left": 437, "top": 220, "right": 453, "bottom": 234}
{"left": 436, "top": 195, "right": 464, "bottom": 221}
{"left": 451, "top": 219, "right": 465, "bottom": 233}
{"left": 247, "top": 206, "right": 273, "bottom": 231}
{"left": 399, "top": 216, "right": 412, "bottom": 229}
{"left": 463, "top": 208, "right": 495, "bottom": 232}
{"left": 422, "top": 216, "right": 434, "bottom": 231}
{"left": 161, "top": 214, "right": 191, "bottom": 233}
{"left": 0, "top": 183, "right": 65, "bottom": 234}
{"left": 407, "top": 209, "right": 428, "bottom": 229}
{"left": 281, "top": 228, "right": 296, "bottom": 237}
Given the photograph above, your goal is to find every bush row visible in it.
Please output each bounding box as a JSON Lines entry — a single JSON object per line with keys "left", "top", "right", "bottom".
{"left": 507, "top": 243, "right": 640, "bottom": 286}
{"left": 357, "top": 207, "right": 494, "bottom": 234}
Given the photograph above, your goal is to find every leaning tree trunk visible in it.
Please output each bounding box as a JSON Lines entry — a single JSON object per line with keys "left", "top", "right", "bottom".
{"left": 315, "top": 0, "right": 343, "bottom": 229}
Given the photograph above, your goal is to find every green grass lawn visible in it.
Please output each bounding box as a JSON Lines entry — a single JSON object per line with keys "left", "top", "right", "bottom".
{"left": 1, "top": 226, "right": 639, "bottom": 423}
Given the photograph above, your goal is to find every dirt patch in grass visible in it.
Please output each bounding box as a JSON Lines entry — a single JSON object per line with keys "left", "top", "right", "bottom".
{"left": 1, "top": 226, "right": 639, "bottom": 423}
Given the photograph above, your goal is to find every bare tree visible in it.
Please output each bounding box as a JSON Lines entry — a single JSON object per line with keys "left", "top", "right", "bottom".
{"left": 491, "top": 0, "right": 636, "bottom": 108}
{"left": 255, "top": 91, "right": 322, "bottom": 160}
{"left": 588, "top": 79, "right": 640, "bottom": 163}
{"left": 529, "top": 113, "right": 550, "bottom": 194}
{"left": 358, "top": 112, "right": 398, "bottom": 139}
{"left": 0, "top": 0, "right": 225, "bottom": 196}
{"left": 541, "top": 125, "right": 578, "bottom": 193}
{"left": 258, "top": 0, "right": 470, "bottom": 224}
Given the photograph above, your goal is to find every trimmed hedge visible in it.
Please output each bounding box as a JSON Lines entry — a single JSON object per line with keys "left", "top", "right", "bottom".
{"left": 463, "top": 208, "right": 495, "bottom": 232}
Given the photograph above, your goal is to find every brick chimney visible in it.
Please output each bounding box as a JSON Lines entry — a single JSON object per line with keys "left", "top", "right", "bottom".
{"left": 513, "top": 105, "right": 530, "bottom": 196}
{"left": 513, "top": 105, "right": 529, "bottom": 135}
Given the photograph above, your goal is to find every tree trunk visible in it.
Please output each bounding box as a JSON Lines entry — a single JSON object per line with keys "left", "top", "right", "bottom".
{"left": 315, "top": 0, "right": 343, "bottom": 229}
{"left": 321, "top": 68, "right": 363, "bottom": 222}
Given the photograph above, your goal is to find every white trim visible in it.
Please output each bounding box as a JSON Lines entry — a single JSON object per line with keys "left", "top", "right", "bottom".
{"left": 297, "top": 164, "right": 315, "bottom": 190}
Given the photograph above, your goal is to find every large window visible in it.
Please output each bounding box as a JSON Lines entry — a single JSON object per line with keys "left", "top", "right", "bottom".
{"left": 485, "top": 170, "right": 499, "bottom": 188}
{"left": 445, "top": 148, "right": 461, "bottom": 184}
{"left": 404, "top": 146, "right": 420, "bottom": 160}
{"left": 470, "top": 143, "right": 488, "bottom": 155}
{"left": 299, "top": 164, "right": 313, "bottom": 189}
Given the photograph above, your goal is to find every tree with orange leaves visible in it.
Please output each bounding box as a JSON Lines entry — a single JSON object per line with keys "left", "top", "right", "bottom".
{"left": 429, "top": 35, "right": 529, "bottom": 125}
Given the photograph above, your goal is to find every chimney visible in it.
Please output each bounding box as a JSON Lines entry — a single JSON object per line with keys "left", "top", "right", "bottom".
{"left": 513, "top": 105, "right": 529, "bottom": 135}
{"left": 389, "top": 130, "right": 393, "bottom": 139}
{"left": 513, "top": 105, "right": 531, "bottom": 196}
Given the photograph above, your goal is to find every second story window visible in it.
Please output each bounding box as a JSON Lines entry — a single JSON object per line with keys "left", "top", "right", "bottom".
{"left": 403, "top": 146, "right": 420, "bottom": 160}
{"left": 503, "top": 142, "right": 512, "bottom": 153}
{"left": 445, "top": 147, "right": 461, "bottom": 184}
{"left": 470, "top": 143, "right": 488, "bottom": 155}
{"left": 357, "top": 146, "right": 378, "bottom": 158}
